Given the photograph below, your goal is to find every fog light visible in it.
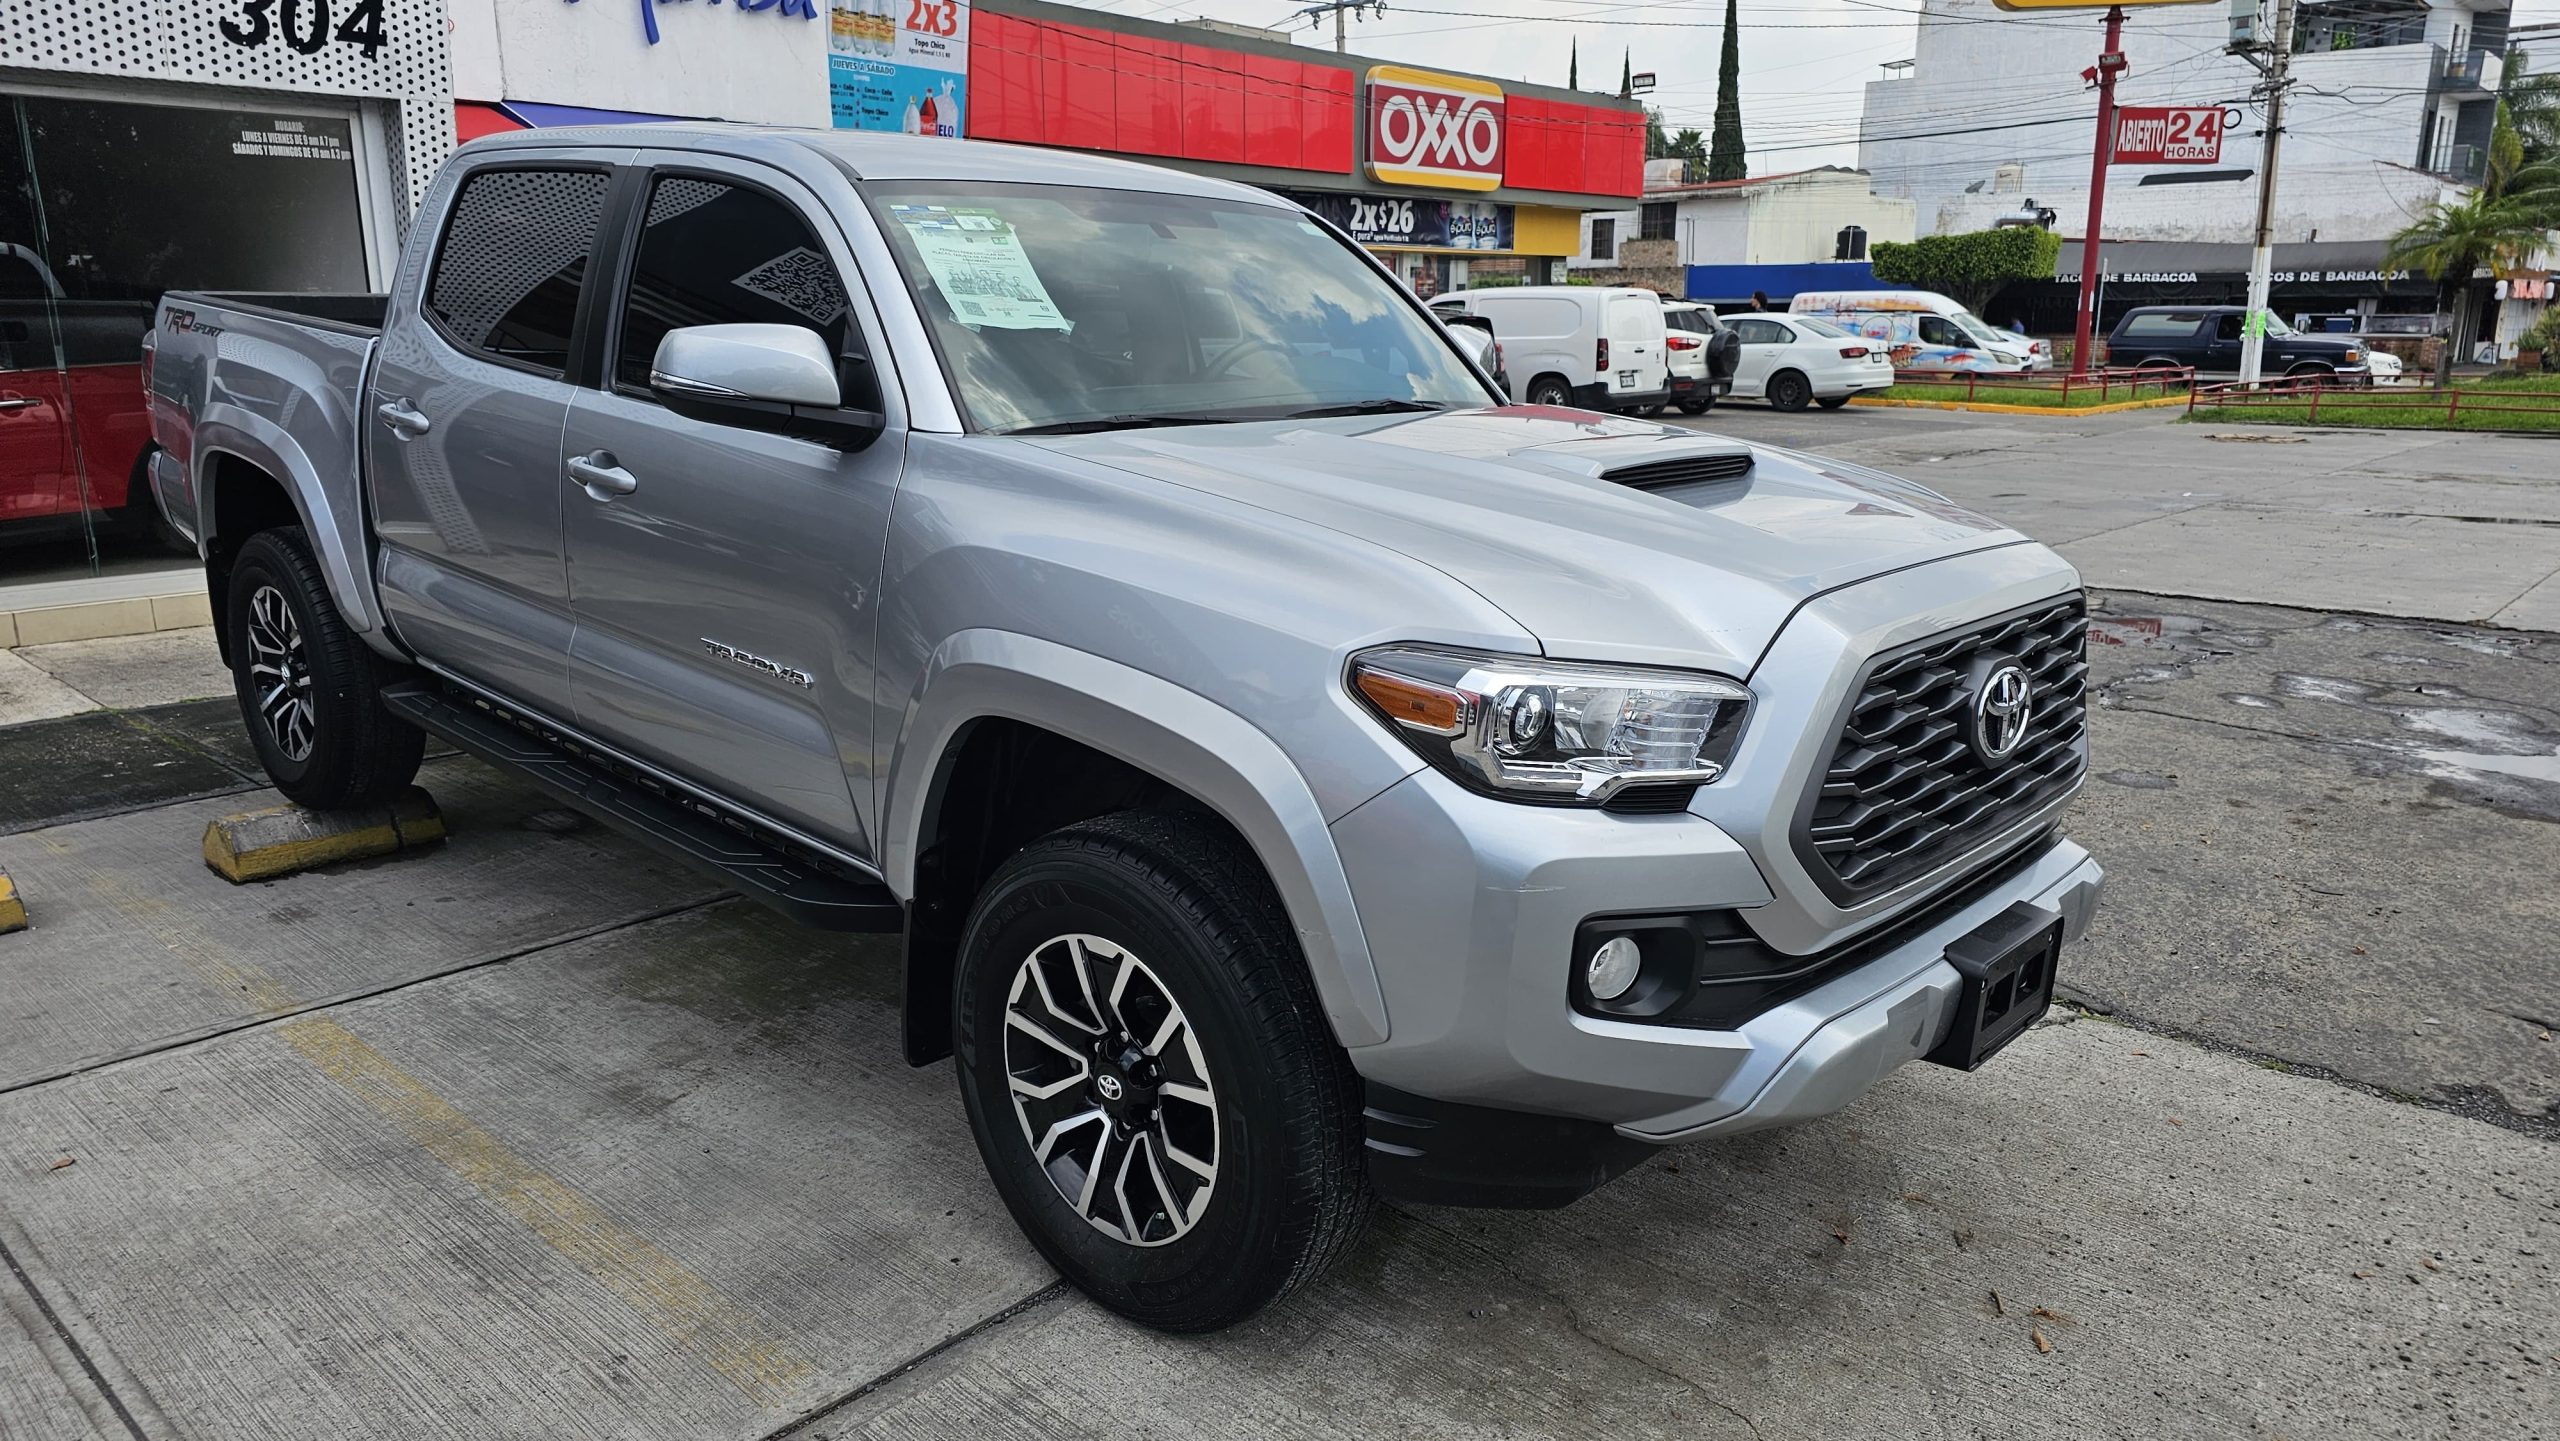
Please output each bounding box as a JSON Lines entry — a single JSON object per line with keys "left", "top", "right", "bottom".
{"left": 1585, "top": 935, "right": 1642, "bottom": 1001}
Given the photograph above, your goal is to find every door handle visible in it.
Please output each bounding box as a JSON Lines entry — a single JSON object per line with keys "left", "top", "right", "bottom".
{"left": 568, "top": 450, "right": 639, "bottom": 500}
{"left": 0, "top": 396, "right": 40, "bottom": 412}
{"left": 377, "top": 398, "right": 432, "bottom": 438}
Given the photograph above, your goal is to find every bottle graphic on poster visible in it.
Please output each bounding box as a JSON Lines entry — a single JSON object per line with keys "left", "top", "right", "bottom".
{"left": 875, "top": 0, "right": 896, "bottom": 55}
{"left": 936, "top": 79, "right": 960, "bottom": 137}
{"left": 918, "top": 88, "right": 938, "bottom": 138}
{"left": 902, "top": 95, "right": 921, "bottom": 135}
{"left": 829, "top": 0, "right": 855, "bottom": 53}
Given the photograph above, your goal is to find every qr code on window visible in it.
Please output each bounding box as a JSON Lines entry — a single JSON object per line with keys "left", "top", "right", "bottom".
{"left": 732, "top": 247, "right": 849, "bottom": 326}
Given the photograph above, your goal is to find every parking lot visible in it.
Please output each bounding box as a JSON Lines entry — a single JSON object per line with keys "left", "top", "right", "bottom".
{"left": 3, "top": 406, "right": 2555, "bottom": 1440}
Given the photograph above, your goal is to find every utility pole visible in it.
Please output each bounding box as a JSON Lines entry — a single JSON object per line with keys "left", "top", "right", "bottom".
{"left": 2236, "top": 0, "right": 2295, "bottom": 385}
{"left": 2068, "top": 7, "right": 2128, "bottom": 378}
{"left": 1294, "top": 0, "right": 1382, "bottom": 52}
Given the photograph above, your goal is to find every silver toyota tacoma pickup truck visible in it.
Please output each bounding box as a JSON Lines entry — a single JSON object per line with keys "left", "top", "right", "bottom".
{"left": 148, "top": 125, "right": 2100, "bottom": 1333}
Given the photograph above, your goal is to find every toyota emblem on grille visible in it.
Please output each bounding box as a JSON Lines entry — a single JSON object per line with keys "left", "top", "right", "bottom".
{"left": 1969, "top": 660, "right": 2035, "bottom": 765}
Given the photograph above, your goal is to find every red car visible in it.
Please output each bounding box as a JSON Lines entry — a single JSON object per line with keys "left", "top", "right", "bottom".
{"left": 1, "top": 243, "right": 160, "bottom": 543}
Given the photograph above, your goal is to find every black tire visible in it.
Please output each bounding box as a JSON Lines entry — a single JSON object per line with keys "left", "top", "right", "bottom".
{"left": 226, "top": 527, "right": 425, "bottom": 810}
{"left": 1707, "top": 327, "right": 1741, "bottom": 379}
{"left": 1637, "top": 402, "right": 1667, "bottom": 417}
{"left": 1816, "top": 395, "right": 1852, "bottom": 410}
{"left": 954, "top": 810, "right": 1372, "bottom": 1333}
{"left": 1767, "top": 369, "right": 1813, "bottom": 412}
{"left": 1677, "top": 398, "right": 1712, "bottom": 415}
{"left": 1525, "top": 375, "right": 1573, "bottom": 407}
{"left": 2286, "top": 363, "right": 2335, "bottom": 382}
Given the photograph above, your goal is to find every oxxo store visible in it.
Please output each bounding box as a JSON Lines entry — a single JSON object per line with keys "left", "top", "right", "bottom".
{"left": 1, "top": 0, "right": 449, "bottom": 586}
{"left": 455, "top": 0, "right": 1638, "bottom": 291}
{"left": 955, "top": 4, "right": 1641, "bottom": 294}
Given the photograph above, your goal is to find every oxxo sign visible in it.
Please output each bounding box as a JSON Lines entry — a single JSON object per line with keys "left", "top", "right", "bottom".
{"left": 1366, "top": 65, "right": 1504, "bottom": 192}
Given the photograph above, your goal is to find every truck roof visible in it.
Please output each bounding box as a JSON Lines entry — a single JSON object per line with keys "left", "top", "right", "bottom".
{"left": 454, "top": 124, "right": 1288, "bottom": 208}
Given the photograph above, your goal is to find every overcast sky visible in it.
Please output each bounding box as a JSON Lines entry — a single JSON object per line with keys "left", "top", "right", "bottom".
{"left": 1074, "top": 0, "right": 2560, "bottom": 174}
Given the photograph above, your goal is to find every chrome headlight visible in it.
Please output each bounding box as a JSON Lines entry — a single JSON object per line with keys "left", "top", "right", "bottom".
{"left": 1350, "top": 646, "right": 1751, "bottom": 804}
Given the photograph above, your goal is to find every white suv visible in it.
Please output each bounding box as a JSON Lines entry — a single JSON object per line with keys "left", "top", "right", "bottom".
{"left": 1724, "top": 313, "right": 1897, "bottom": 412}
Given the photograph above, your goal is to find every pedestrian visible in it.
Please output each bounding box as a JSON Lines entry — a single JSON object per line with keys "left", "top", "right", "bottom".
{"left": 1751, "top": 290, "right": 1772, "bottom": 313}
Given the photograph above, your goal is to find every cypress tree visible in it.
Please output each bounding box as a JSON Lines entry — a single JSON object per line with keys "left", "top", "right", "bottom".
{"left": 1620, "top": 48, "right": 1632, "bottom": 99}
{"left": 1569, "top": 38, "right": 1579, "bottom": 89}
{"left": 1708, "top": 0, "right": 1746, "bottom": 180}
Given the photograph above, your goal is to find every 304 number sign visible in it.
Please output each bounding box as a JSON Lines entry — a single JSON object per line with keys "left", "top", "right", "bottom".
{"left": 219, "top": 0, "right": 387, "bottom": 58}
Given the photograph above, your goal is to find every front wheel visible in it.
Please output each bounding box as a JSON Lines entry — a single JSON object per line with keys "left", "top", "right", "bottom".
{"left": 1767, "top": 370, "right": 1813, "bottom": 412}
{"left": 1816, "top": 395, "right": 1852, "bottom": 410}
{"left": 226, "top": 527, "right": 424, "bottom": 809}
{"left": 954, "top": 811, "right": 1372, "bottom": 1332}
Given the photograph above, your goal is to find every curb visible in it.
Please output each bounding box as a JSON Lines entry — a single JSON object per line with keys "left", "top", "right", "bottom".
{"left": 0, "top": 589, "right": 211, "bottom": 649}
{"left": 1849, "top": 394, "right": 2192, "bottom": 416}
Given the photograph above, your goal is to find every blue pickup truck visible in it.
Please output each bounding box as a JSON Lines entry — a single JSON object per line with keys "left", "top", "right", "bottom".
{"left": 2104, "top": 304, "right": 2372, "bottom": 382}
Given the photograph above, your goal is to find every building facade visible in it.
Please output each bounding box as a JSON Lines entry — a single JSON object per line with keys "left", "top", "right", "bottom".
{"left": 449, "top": 0, "right": 1644, "bottom": 294}
{"left": 1569, "top": 167, "right": 1917, "bottom": 303}
{"left": 1859, "top": 0, "right": 2532, "bottom": 341}
{"left": 2, "top": 0, "right": 453, "bottom": 581}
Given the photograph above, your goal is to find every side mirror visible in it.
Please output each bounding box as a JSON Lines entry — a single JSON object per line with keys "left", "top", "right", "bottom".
{"left": 650, "top": 323, "right": 884, "bottom": 450}
{"left": 1448, "top": 324, "right": 1497, "bottom": 373}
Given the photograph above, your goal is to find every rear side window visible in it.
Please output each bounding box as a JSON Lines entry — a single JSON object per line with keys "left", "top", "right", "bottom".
{"left": 425, "top": 167, "right": 612, "bottom": 375}
{"left": 2120, "top": 312, "right": 2203, "bottom": 339}
{"left": 616, "top": 175, "right": 854, "bottom": 392}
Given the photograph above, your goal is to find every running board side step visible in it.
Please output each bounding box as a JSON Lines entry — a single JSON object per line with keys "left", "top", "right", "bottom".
{"left": 380, "top": 682, "right": 903, "bottom": 933}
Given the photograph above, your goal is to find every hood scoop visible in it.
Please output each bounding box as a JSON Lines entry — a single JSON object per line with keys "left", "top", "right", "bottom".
{"left": 1600, "top": 447, "right": 1755, "bottom": 490}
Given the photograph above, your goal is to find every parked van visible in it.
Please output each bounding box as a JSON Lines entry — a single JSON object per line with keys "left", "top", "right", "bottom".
{"left": 1788, "top": 289, "right": 2046, "bottom": 373}
{"left": 1433, "top": 286, "right": 1670, "bottom": 412}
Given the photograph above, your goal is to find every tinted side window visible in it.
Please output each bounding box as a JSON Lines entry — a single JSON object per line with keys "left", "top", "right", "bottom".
{"left": 2214, "top": 313, "right": 2246, "bottom": 341}
{"left": 426, "top": 168, "right": 612, "bottom": 375}
{"left": 1731, "top": 318, "right": 1786, "bottom": 344}
{"left": 2120, "top": 312, "right": 2203, "bottom": 340}
{"left": 617, "top": 176, "right": 853, "bottom": 392}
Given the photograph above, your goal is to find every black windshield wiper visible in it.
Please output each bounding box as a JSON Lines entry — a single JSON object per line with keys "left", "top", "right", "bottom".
{"left": 1003, "top": 414, "right": 1246, "bottom": 436}
{"left": 1274, "top": 399, "right": 1452, "bottom": 420}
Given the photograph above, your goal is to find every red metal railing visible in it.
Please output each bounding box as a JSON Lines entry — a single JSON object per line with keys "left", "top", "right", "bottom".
{"left": 1892, "top": 365, "right": 2196, "bottom": 405}
{"left": 2187, "top": 377, "right": 2560, "bottom": 425}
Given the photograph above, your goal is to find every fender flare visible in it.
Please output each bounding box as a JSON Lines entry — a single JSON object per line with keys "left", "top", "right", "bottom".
{"left": 192, "top": 407, "right": 387, "bottom": 638}
{"left": 884, "top": 629, "right": 1391, "bottom": 1048}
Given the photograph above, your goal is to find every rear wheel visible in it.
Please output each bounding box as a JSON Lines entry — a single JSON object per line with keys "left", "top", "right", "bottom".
{"left": 226, "top": 527, "right": 424, "bottom": 809}
{"left": 1525, "top": 375, "right": 1573, "bottom": 408}
{"left": 1767, "top": 370, "right": 1813, "bottom": 412}
{"left": 1816, "top": 395, "right": 1852, "bottom": 411}
{"left": 1677, "top": 397, "right": 1712, "bottom": 415}
{"left": 954, "top": 810, "right": 1372, "bottom": 1332}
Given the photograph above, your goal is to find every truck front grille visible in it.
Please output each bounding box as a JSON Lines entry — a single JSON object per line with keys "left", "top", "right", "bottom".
{"left": 1798, "top": 597, "right": 2088, "bottom": 898}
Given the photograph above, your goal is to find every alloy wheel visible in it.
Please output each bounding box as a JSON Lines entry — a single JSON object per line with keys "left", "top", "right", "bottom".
{"left": 1003, "top": 933, "right": 1220, "bottom": 1247}
{"left": 245, "top": 584, "right": 317, "bottom": 762}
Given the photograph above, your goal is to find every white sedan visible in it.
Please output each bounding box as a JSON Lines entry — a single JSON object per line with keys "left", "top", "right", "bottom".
{"left": 1722, "top": 313, "right": 1898, "bottom": 412}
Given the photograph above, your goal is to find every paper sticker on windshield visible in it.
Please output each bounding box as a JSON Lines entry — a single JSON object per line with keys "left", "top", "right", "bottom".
{"left": 889, "top": 204, "right": 1070, "bottom": 331}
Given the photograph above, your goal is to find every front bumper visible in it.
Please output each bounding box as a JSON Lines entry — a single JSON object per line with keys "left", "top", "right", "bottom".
{"left": 1335, "top": 550, "right": 2099, "bottom": 1202}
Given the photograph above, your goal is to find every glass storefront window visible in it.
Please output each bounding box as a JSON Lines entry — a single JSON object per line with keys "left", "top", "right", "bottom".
{"left": 0, "top": 91, "right": 371, "bottom": 591}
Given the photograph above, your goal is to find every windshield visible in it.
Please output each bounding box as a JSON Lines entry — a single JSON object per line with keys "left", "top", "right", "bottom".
{"left": 2261, "top": 313, "right": 2298, "bottom": 337}
{"left": 1793, "top": 315, "right": 1853, "bottom": 339}
{"left": 865, "top": 183, "right": 1494, "bottom": 434}
{"left": 1952, "top": 313, "right": 2010, "bottom": 346}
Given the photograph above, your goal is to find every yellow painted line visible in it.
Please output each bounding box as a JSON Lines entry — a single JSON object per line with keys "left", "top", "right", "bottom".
{"left": 56, "top": 839, "right": 814, "bottom": 1401}
{"left": 1850, "top": 393, "right": 2191, "bottom": 416}
{"left": 0, "top": 870, "right": 25, "bottom": 934}
{"left": 280, "top": 1015, "right": 815, "bottom": 1403}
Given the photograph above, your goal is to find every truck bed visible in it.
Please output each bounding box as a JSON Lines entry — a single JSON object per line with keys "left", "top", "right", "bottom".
{"left": 172, "top": 291, "right": 386, "bottom": 335}
{"left": 150, "top": 289, "right": 390, "bottom": 639}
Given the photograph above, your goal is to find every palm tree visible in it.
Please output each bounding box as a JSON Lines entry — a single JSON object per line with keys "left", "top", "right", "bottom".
{"left": 2386, "top": 190, "right": 2556, "bottom": 388}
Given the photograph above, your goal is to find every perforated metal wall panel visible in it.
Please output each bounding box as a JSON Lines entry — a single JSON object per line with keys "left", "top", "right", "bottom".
{"left": 1, "top": 0, "right": 453, "bottom": 225}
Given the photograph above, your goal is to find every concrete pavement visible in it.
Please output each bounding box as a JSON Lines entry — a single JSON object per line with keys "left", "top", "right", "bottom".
{"left": 1, "top": 409, "right": 2555, "bottom": 1439}
{"left": 1674, "top": 405, "right": 2560, "bottom": 628}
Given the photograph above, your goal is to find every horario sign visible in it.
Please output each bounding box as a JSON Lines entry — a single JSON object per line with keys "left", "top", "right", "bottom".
{"left": 2112, "top": 105, "right": 2226, "bottom": 164}
{"left": 1365, "top": 65, "right": 1505, "bottom": 192}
